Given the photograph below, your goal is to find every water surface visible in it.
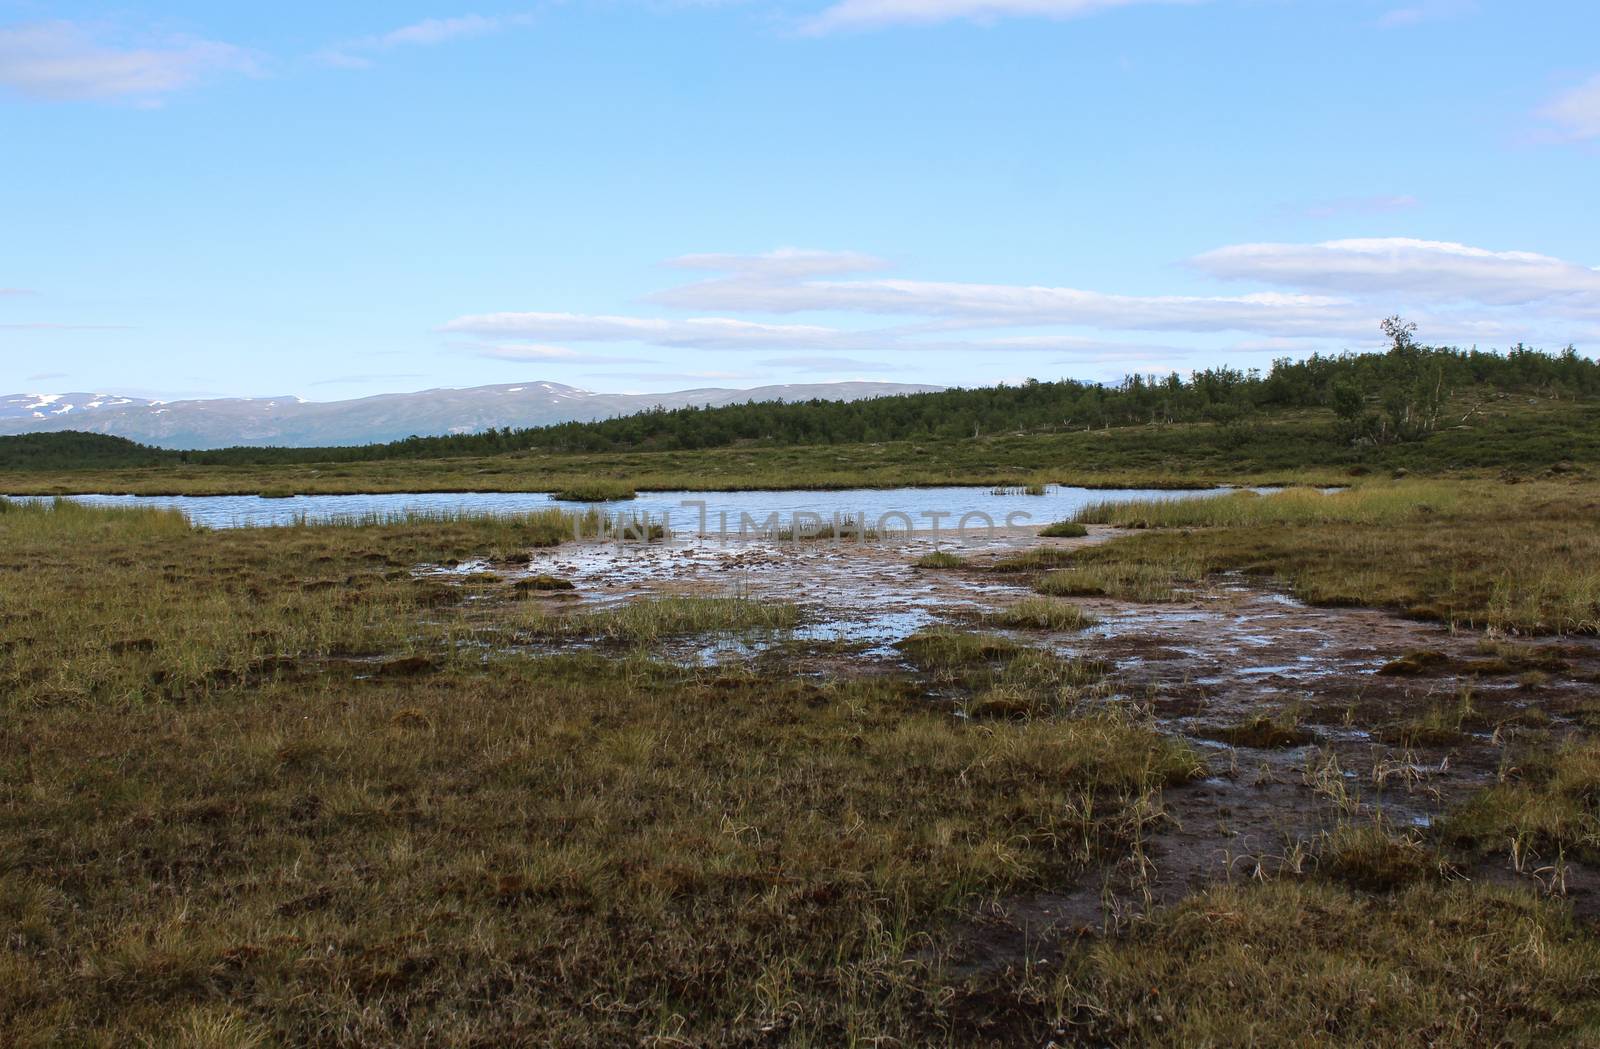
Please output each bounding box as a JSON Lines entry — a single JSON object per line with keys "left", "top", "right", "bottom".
{"left": 17, "top": 485, "right": 1234, "bottom": 530}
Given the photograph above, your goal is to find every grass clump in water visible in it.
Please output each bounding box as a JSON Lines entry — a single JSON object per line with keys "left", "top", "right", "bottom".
{"left": 529, "top": 595, "right": 800, "bottom": 644}
{"left": 512, "top": 573, "right": 575, "bottom": 593}
{"left": 897, "top": 628, "right": 1023, "bottom": 670}
{"left": 1380, "top": 687, "right": 1481, "bottom": 747}
{"left": 1036, "top": 554, "right": 1208, "bottom": 603}
{"left": 914, "top": 550, "right": 967, "bottom": 569}
{"left": 987, "top": 597, "right": 1097, "bottom": 631}
{"left": 551, "top": 480, "right": 638, "bottom": 502}
{"left": 1211, "top": 712, "right": 1314, "bottom": 749}
{"left": 1376, "top": 649, "right": 1451, "bottom": 676}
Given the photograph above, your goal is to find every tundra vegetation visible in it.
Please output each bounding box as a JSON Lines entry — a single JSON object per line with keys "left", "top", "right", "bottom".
{"left": 5, "top": 336, "right": 1600, "bottom": 1045}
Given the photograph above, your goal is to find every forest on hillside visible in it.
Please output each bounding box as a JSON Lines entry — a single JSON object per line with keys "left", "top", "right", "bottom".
{"left": 3, "top": 336, "right": 1596, "bottom": 471}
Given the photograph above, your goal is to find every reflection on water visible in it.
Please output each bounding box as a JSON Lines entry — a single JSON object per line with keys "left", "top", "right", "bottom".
{"left": 13, "top": 484, "right": 1233, "bottom": 530}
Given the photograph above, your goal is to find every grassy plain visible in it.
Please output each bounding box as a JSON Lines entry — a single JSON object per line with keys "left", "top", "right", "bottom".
{"left": 5, "top": 474, "right": 1600, "bottom": 1045}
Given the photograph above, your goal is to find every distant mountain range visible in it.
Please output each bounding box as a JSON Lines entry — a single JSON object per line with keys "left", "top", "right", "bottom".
{"left": 0, "top": 381, "right": 943, "bottom": 449}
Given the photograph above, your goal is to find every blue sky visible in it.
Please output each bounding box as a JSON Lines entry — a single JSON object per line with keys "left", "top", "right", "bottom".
{"left": 2, "top": 0, "right": 1598, "bottom": 400}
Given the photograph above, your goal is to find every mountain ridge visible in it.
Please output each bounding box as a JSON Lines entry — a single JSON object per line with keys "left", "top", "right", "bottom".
{"left": 0, "top": 381, "right": 943, "bottom": 450}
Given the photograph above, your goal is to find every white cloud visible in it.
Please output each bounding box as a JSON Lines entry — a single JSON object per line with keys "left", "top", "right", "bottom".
{"left": 477, "top": 343, "right": 585, "bottom": 359}
{"left": 759, "top": 355, "right": 906, "bottom": 372}
{"left": 378, "top": 15, "right": 509, "bottom": 47}
{"left": 474, "top": 342, "right": 655, "bottom": 364}
{"left": 598, "top": 370, "right": 753, "bottom": 384}
{"left": 654, "top": 255, "right": 1367, "bottom": 337}
{"left": 443, "top": 241, "right": 1598, "bottom": 368}
{"left": 318, "top": 14, "right": 531, "bottom": 68}
{"left": 0, "top": 21, "right": 251, "bottom": 102}
{"left": 1191, "top": 238, "right": 1600, "bottom": 311}
{"left": 1537, "top": 74, "right": 1600, "bottom": 142}
{"left": 443, "top": 311, "right": 896, "bottom": 350}
{"left": 802, "top": 0, "right": 1196, "bottom": 34}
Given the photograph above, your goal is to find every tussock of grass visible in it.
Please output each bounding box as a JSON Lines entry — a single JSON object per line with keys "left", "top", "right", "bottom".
{"left": 1379, "top": 688, "right": 1481, "bottom": 747}
{"left": 914, "top": 550, "right": 967, "bottom": 569}
{"left": 1376, "top": 649, "right": 1451, "bottom": 676}
{"left": 1038, "top": 520, "right": 1088, "bottom": 538}
{"left": 551, "top": 480, "right": 638, "bottom": 502}
{"left": 512, "top": 573, "right": 575, "bottom": 592}
{"left": 527, "top": 595, "right": 800, "bottom": 643}
{"left": 1442, "top": 739, "right": 1600, "bottom": 863}
{"left": 1211, "top": 713, "right": 1313, "bottom": 749}
{"left": 1036, "top": 554, "right": 1209, "bottom": 603}
{"left": 897, "top": 628, "right": 1023, "bottom": 668}
{"left": 1312, "top": 824, "right": 1452, "bottom": 892}
{"left": 986, "top": 597, "right": 1098, "bottom": 631}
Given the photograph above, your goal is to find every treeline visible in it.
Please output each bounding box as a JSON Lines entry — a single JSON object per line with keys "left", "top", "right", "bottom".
{"left": 0, "top": 432, "right": 172, "bottom": 471}
{"left": 3, "top": 342, "right": 1596, "bottom": 469}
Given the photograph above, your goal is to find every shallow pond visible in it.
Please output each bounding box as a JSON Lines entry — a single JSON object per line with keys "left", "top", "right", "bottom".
{"left": 15, "top": 484, "right": 1234, "bottom": 530}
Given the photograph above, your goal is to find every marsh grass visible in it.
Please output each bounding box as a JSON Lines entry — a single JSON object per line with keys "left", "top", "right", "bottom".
{"left": 1311, "top": 823, "right": 1453, "bottom": 892}
{"left": 1056, "top": 879, "right": 1600, "bottom": 1046}
{"left": 990, "top": 546, "right": 1080, "bottom": 572}
{"left": 1443, "top": 739, "right": 1600, "bottom": 864}
{"left": 11, "top": 486, "right": 1600, "bottom": 1042}
{"left": 1071, "top": 482, "right": 1464, "bottom": 528}
{"left": 1038, "top": 520, "right": 1088, "bottom": 538}
{"left": 1061, "top": 480, "right": 1600, "bottom": 632}
{"left": 914, "top": 550, "right": 967, "bottom": 569}
{"left": 523, "top": 594, "right": 802, "bottom": 644}
{"left": 0, "top": 500, "right": 576, "bottom": 709}
{"left": 896, "top": 628, "right": 1023, "bottom": 669}
{"left": 894, "top": 628, "right": 1115, "bottom": 722}
{"left": 989, "top": 542, "right": 1210, "bottom": 603}
{"left": 551, "top": 479, "right": 638, "bottom": 501}
{"left": 986, "top": 597, "right": 1098, "bottom": 631}
{"left": 1211, "top": 711, "right": 1314, "bottom": 749}
{"left": 0, "top": 501, "right": 1209, "bottom": 1045}
{"left": 1036, "top": 552, "right": 1211, "bottom": 603}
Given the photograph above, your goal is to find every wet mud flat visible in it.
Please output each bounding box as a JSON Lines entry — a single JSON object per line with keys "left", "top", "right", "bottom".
{"left": 439, "top": 526, "right": 1600, "bottom": 962}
